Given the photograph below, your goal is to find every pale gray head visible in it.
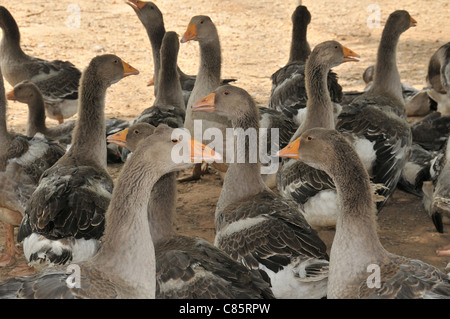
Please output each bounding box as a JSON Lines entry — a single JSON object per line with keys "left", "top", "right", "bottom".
{"left": 85, "top": 54, "right": 139, "bottom": 87}
{"left": 126, "top": 0, "right": 163, "bottom": 29}
{"left": 180, "top": 15, "right": 217, "bottom": 43}
{"left": 107, "top": 122, "right": 156, "bottom": 152}
{"left": 7, "top": 80, "right": 41, "bottom": 103}
{"left": 192, "top": 85, "right": 256, "bottom": 122}
{"left": 308, "top": 40, "right": 360, "bottom": 69}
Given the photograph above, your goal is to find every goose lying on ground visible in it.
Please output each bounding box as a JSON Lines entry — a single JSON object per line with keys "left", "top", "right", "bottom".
{"left": 278, "top": 127, "right": 450, "bottom": 299}
{"left": 17, "top": 54, "right": 139, "bottom": 267}
{"left": 0, "top": 125, "right": 218, "bottom": 299}
{"left": 193, "top": 85, "right": 329, "bottom": 299}
{"left": 108, "top": 122, "right": 274, "bottom": 299}
{"left": 0, "top": 6, "right": 81, "bottom": 124}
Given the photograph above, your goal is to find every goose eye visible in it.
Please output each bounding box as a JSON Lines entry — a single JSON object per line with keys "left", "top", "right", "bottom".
{"left": 306, "top": 136, "right": 312, "bottom": 141}
{"left": 114, "top": 59, "right": 119, "bottom": 64}
{"left": 133, "top": 129, "right": 140, "bottom": 135}
{"left": 200, "top": 20, "right": 204, "bottom": 24}
{"left": 171, "top": 138, "right": 179, "bottom": 144}
{"left": 335, "top": 45, "right": 338, "bottom": 49}
{"left": 223, "top": 91, "right": 229, "bottom": 96}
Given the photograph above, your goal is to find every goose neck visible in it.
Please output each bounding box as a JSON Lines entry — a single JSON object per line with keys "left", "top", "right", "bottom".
{"left": 288, "top": 23, "right": 310, "bottom": 63}
{"left": 26, "top": 97, "right": 47, "bottom": 137}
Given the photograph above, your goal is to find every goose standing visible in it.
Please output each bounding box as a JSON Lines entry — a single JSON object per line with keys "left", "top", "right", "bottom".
{"left": 0, "top": 6, "right": 81, "bottom": 124}
{"left": 335, "top": 10, "right": 415, "bottom": 212}
{"left": 268, "top": 5, "right": 343, "bottom": 126}
{"left": 17, "top": 54, "right": 139, "bottom": 266}
{"left": 0, "top": 66, "right": 65, "bottom": 275}
{"left": 126, "top": 0, "right": 235, "bottom": 104}
{"left": 278, "top": 127, "right": 450, "bottom": 299}
{"left": 193, "top": 85, "right": 329, "bottom": 299}
{"left": 277, "top": 41, "right": 360, "bottom": 228}
{"left": 108, "top": 122, "right": 274, "bottom": 299}
{"left": 122, "top": 31, "right": 186, "bottom": 162}
{"left": 0, "top": 125, "right": 218, "bottom": 299}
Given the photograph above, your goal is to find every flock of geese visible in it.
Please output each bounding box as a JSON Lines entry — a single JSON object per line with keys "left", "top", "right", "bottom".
{"left": 0, "top": 1, "right": 449, "bottom": 299}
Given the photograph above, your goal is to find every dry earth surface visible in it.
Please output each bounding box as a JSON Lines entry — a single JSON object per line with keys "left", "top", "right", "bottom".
{"left": 1, "top": 0, "right": 450, "bottom": 285}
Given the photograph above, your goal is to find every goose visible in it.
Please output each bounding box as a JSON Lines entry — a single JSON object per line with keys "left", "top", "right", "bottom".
{"left": 427, "top": 42, "right": 450, "bottom": 115}
{"left": 276, "top": 41, "right": 360, "bottom": 228}
{"left": 278, "top": 127, "right": 450, "bottom": 298}
{"left": 6, "top": 80, "right": 132, "bottom": 163}
{"left": 0, "top": 6, "right": 81, "bottom": 124}
{"left": 181, "top": 15, "right": 297, "bottom": 184}
{"left": 410, "top": 112, "right": 450, "bottom": 152}
{"left": 122, "top": 31, "right": 186, "bottom": 162}
{"left": 422, "top": 137, "right": 450, "bottom": 233}
{"left": 335, "top": 10, "right": 415, "bottom": 212}
{"left": 16, "top": 54, "right": 139, "bottom": 267}
{"left": 0, "top": 66, "right": 65, "bottom": 276}
{"left": 108, "top": 122, "right": 274, "bottom": 299}
{"left": 125, "top": 0, "right": 236, "bottom": 104}
{"left": 268, "top": 5, "right": 343, "bottom": 126}
{"left": 193, "top": 85, "right": 329, "bottom": 299}
{"left": 0, "top": 124, "right": 220, "bottom": 299}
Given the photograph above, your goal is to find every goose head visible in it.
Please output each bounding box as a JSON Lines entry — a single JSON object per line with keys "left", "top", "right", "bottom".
{"left": 385, "top": 10, "right": 417, "bottom": 35}
{"left": 0, "top": 6, "right": 14, "bottom": 30}
{"left": 277, "top": 127, "right": 347, "bottom": 172}
{"left": 309, "top": 40, "right": 360, "bottom": 68}
{"left": 6, "top": 80, "right": 40, "bottom": 103}
{"left": 181, "top": 15, "right": 216, "bottom": 43}
{"left": 89, "top": 54, "right": 139, "bottom": 86}
{"left": 192, "top": 85, "right": 257, "bottom": 123}
{"left": 126, "top": 0, "right": 163, "bottom": 29}
{"left": 292, "top": 5, "right": 311, "bottom": 26}
{"left": 107, "top": 122, "right": 156, "bottom": 150}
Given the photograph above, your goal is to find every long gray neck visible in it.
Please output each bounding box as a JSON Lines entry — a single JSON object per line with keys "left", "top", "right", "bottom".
{"left": 147, "top": 172, "right": 177, "bottom": 243}
{"left": 196, "top": 37, "right": 221, "bottom": 92}
{"left": 146, "top": 24, "right": 165, "bottom": 95}
{"left": 215, "top": 111, "right": 267, "bottom": 218}
{"left": 65, "top": 71, "right": 107, "bottom": 169}
{"left": 92, "top": 152, "right": 157, "bottom": 292}
{"left": 369, "top": 26, "right": 403, "bottom": 103}
{"left": 153, "top": 45, "right": 184, "bottom": 110}
{"left": 327, "top": 145, "right": 389, "bottom": 297}
{"left": 288, "top": 22, "right": 310, "bottom": 63}
{"left": 0, "top": 12, "right": 26, "bottom": 59}
{"left": 25, "top": 95, "right": 47, "bottom": 137}
{"left": 293, "top": 55, "right": 334, "bottom": 139}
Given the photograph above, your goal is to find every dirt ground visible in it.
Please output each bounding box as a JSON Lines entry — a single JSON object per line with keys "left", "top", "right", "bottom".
{"left": 1, "top": 0, "right": 450, "bottom": 282}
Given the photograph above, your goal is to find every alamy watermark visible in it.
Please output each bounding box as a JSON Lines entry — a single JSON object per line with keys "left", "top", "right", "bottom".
{"left": 366, "top": 4, "right": 381, "bottom": 28}
{"left": 65, "top": 4, "right": 81, "bottom": 29}
{"left": 170, "top": 120, "right": 280, "bottom": 175}
{"left": 366, "top": 264, "right": 381, "bottom": 289}
{"left": 65, "top": 264, "right": 81, "bottom": 288}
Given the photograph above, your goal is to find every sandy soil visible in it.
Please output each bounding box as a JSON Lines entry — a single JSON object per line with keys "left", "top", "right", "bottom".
{"left": 1, "top": 0, "right": 450, "bottom": 283}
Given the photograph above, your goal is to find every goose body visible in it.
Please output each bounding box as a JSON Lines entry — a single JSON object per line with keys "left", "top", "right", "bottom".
{"left": 278, "top": 127, "right": 450, "bottom": 299}
{"left": 193, "top": 85, "right": 329, "bottom": 299}
{"left": 0, "top": 6, "right": 81, "bottom": 124}
{"left": 17, "top": 55, "right": 139, "bottom": 266}
{"left": 427, "top": 42, "right": 450, "bottom": 115}
{"left": 277, "top": 41, "right": 360, "bottom": 228}
{"left": 0, "top": 65, "right": 65, "bottom": 272}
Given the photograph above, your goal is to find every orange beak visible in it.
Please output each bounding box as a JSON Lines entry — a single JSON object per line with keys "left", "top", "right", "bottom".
{"left": 410, "top": 16, "right": 417, "bottom": 27}
{"left": 147, "top": 76, "right": 155, "bottom": 87}
{"left": 181, "top": 23, "right": 197, "bottom": 43}
{"left": 122, "top": 61, "right": 140, "bottom": 77}
{"left": 6, "top": 90, "right": 16, "bottom": 101}
{"left": 192, "top": 93, "right": 216, "bottom": 112}
{"left": 342, "top": 45, "right": 360, "bottom": 63}
{"left": 107, "top": 128, "right": 129, "bottom": 148}
{"left": 276, "top": 138, "right": 300, "bottom": 159}
{"left": 190, "top": 138, "right": 222, "bottom": 163}
{"left": 126, "top": 0, "right": 147, "bottom": 13}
